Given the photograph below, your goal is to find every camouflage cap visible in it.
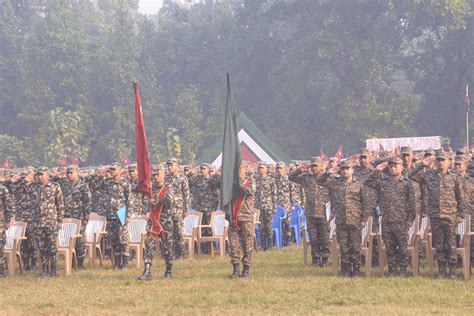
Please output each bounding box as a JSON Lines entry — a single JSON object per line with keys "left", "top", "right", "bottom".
{"left": 66, "top": 165, "right": 79, "bottom": 173}
{"left": 329, "top": 157, "right": 337, "bottom": 162}
{"left": 339, "top": 160, "right": 353, "bottom": 168}
{"left": 57, "top": 167, "right": 66, "bottom": 172}
{"left": 310, "top": 156, "right": 324, "bottom": 165}
{"left": 388, "top": 156, "right": 403, "bottom": 164}
{"left": 424, "top": 149, "right": 435, "bottom": 157}
{"left": 456, "top": 147, "right": 468, "bottom": 155}
{"left": 109, "top": 162, "right": 121, "bottom": 168}
{"left": 183, "top": 165, "right": 191, "bottom": 170}
{"left": 152, "top": 165, "right": 164, "bottom": 174}
{"left": 127, "top": 164, "right": 137, "bottom": 171}
{"left": 36, "top": 166, "right": 49, "bottom": 173}
{"left": 167, "top": 157, "right": 178, "bottom": 165}
{"left": 359, "top": 148, "right": 371, "bottom": 157}
{"left": 21, "top": 166, "right": 35, "bottom": 176}
{"left": 276, "top": 161, "right": 286, "bottom": 168}
{"left": 200, "top": 163, "right": 210, "bottom": 168}
{"left": 400, "top": 146, "right": 413, "bottom": 155}
{"left": 454, "top": 155, "right": 469, "bottom": 164}
{"left": 257, "top": 161, "right": 267, "bottom": 167}
{"left": 292, "top": 160, "right": 301, "bottom": 166}
{"left": 435, "top": 150, "right": 449, "bottom": 160}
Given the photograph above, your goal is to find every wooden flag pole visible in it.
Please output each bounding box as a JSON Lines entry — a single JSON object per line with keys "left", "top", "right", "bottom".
{"left": 467, "top": 85, "right": 470, "bottom": 150}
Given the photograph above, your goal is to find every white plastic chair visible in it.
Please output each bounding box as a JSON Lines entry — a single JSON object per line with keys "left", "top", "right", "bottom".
{"left": 128, "top": 215, "right": 148, "bottom": 268}
{"left": 57, "top": 218, "right": 82, "bottom": 276}
{"left": 4, "top": 221, "right": 27, "bottom": 276}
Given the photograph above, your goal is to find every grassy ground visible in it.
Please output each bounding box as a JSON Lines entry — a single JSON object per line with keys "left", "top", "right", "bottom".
{"left": 1, "top": 246, "right": 473, "bottom": 315}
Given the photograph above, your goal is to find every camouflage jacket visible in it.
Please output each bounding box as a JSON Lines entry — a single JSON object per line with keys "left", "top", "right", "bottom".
{"left": 165, "top": 174, "right": 190, "bottom": 214}
{"left": 289, "top": 181, "right": 305, "bottom": 207}
{"left": 62, "top": 180, "right": 92, "bottom": 223}
{"left": 33, "top": 182, "right": 65, "bottom": 228}
{"left": 188, "top": 174, "right": 219, "bottom": 213}
{"left": 402, "top": 166, "right": 423, "bottom": 214}
{"left": 289, "top": 170, "right": 329, "bottom": 218}
{"left": 459, "top": 174, "right": 474, "bottom": 216}
{"left": 354, "top": 165, "right": 378, "bottom": 211}
{"left": 85, "top": 176, "right": 109, "bottom": 216}
{"left": 409, "top": 165, "right": 466, "bottom": 220}
{"left": 13, "top": 182, "right": 38, "bottom": 225}
{"left": 128, "top": 178, "right": 150, "bottom": 216}
{"left": 254, "top": 174, "right": 277, "bottom": 211}
{"left": 318, "top": 173, "right": 369, "bottom": 226}
{"left": 274, "top": 174, "right": 291, "bottom": 209}
{"left": 0, "top": 184, "right": 13, "bottom": 230}
{"left": 237, "top": 177, "right": 256, "bottom": 222}
{"left": 104, "top": 178, "right": 131, "bottom": 222}
{"left": 365, "top": 171, "right": 416, "bottom": 224}
{"left": 151, "top": 180, "right": 174, "bottom": 218}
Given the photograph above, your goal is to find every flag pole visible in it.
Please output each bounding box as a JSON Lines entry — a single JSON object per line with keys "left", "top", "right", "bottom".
{"left": 467, "top": 84, "right": 470, "bottom": 150}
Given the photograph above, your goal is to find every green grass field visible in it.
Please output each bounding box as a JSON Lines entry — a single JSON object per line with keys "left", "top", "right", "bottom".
{"left": 1, "top": 246, "right": 473, "bottom": 315}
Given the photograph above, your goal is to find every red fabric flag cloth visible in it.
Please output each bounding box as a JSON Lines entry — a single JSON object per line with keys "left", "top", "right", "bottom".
{"left": 123, "top": 157, "right": 131, "bottom": 167}
{"left": 134, "top": 81, "right": 152, "bottom": 198}
{"left": 149, "top": 185, "right": 168, "bottom": 238}
{"left": 2, "top": 160, "right": 10, "bottom": 169}
{"left": 71, "top": 156, "right": 80, "bottom": 166}
{"left": 320, "top": 148, "right": 329, "bottom": 161}
{"left": 334, "top": 146, "right": 343, "bottom": 162}
{"left": 59, "top": 156, "right": 67, "bottom": 167}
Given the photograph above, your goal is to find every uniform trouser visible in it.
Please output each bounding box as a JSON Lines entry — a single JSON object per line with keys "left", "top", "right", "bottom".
{"left": 307, "top": 216, "right": 330, "bottom": 259}
{"left": 201, "top": 210, "right": 212, "bottom": 237}
{"left": 21, "top": 226, "right": 38, "bottom": 261}
{"left": 382, "top": 222, "right": 409, "bottom": 268}
{"left": 144, "top": 214, "right": 174, "bottom": 266}
{"left": 229, "top": 221, "right": 255, "bottom": 266}
{"left": 0, "top": 231, "right": 5, "bottom": 271}
{"left": 171, "top": 211, "right": 184, "bottom": 257}
{"left": 430, "top": 218, "right": 457, "bottom": 267}
{"left": 36, "top": 227, "right": 58, "bottom": 267}
{"left": 283, "top": 208, "right": 291, "bottom": 245}
{"left": 372, "top": 217, "right": 379, "bottom": 261}
{"left": 471, "top": 220, "right": 474, "bottom": 263}
{"left": 259, "top": 208, "right": 273, "bottom": 247}
{"left": 75, "top": 225, "right": 87, "bottom": 259}
{"left": 106, "top": 221, "right": 130, "bottom": 257}
{"left": 336, "top": 224, "right": 362, "bottom": 265}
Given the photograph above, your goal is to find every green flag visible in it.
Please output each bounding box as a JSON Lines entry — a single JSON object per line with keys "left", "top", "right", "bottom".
{"left": 220, "top": 73, "right": 242, "bottom": 218}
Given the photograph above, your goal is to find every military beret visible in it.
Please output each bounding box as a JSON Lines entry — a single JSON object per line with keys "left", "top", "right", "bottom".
{"left": 359, "top": 148, "right": 371, "bottom": 157}
{"left": 66, "top": 165, "right": 79, "bottom": 173}
{"left": 339, "top": 160, "right": 353, "bottom": 168}
{"left": 276, "top": 162, "right": 286, "bottom": 168}
{"left": 36, "top": 166, "right": 49, "bottom": 173}
{"left": 167, "top": 157, "right": 178, "bottom": 165}
{"left": 388, "top": 156, "right": 403, "bottom": 164}
{"left": 400, "top": 146, "right": 413, "bottom": 155}
{"left": 435, "top": 150, "right": 449, "bottom": 160}
{"left": 127, "top": 164, "right": 137, "bottom": 171}
{"left": 424, "top": 149, "right": 435, "bottom": 157}
{"left": 310, "top": 156, "right": 324, "bottom": 165}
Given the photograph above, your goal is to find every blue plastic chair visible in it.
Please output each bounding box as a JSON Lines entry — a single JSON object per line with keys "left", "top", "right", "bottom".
{"left": 290, "top": 208, "right": 301, "bottom": 246}
{"left": 272, "top": 206, "right": 286, "bottom": 250}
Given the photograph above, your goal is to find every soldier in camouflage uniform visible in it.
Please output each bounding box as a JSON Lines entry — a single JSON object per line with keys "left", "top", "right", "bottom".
{"left": 86, "top": 167, "right": 109, "bottom": 216}
{"left": 127, "top": 165, "right": 149, "bottom": 216}
{"left": 165, "top": 157, "right": 190, "bottom": 259}
{"left": 366, "top": 157, "right": 416, "bottom": 277}
{"left": 62, "top": 165, "right": 92, "bottom": 269}
{"left": 104, "top": 163, "right": 131, "bottom": 270}
{"left": 319, "top": 160, "right": 369, "bottom": 277}
{"left": 14, "top": 167, "right": 39, "bottom": 271}
{"left": 289, "top": 162, "right": 305, "bottom": 207}
{"left": 289, "top": 157, "right": 330, "bottom": 267}
{"left": 139, "top": 165, "right": 175, "bottom": 280}
{"left": 409, "top": 151, "right": 466, "bottom": 279}
{"left": 254, "top": 161, "right": 277, "bottom": 250}
{"left": 274, "top": 162, "right": 292, "bottom": 246}
{"left": 33, "top": 167, "right": 64, "bottom": 277}
{"left": 228, "top": 161, "right": 256, "bottom": 279}
{"left": 0, "top": 182, "right": 13, "bottom": 278}
{"left": 354, "top": 148, "right": 380, "bottom": 267}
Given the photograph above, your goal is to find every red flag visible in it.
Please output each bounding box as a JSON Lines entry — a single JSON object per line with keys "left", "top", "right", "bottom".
{"left": 134, "top": 81, "right": 152, "bottom": 197}
{"left": 466, "top": 85, "right": 470, "bottom": 114}
{"left": 320, "top": 148, "right": 329, "bottom": 161}
{"left": 2, "top": 160, "right": 10, "bottom": 169}
{"left": 123, "top": 156, "right": 131, "bottom": 167}
{"left": 72, "top": 156, "right": 80, "bottom": 166}
{"left": 59, "top": 156, "right": 67, "bottom": 167}
{"left": 334, "top": 146, "right": 343, "bottom": 162}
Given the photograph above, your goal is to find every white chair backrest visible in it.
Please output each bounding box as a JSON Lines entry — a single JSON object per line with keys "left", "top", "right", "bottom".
{"left": 58, "top": 223, "right": 79, "bottom": 247}
{"left": 408, "top": 219, "right": 416, "bottom": 243}
{"left": 5, "top": 225, "right": 24, "bottom": 250}
{"left": 212, "top": 214, "right": 226, "bottom": 236}
{"left": 420, "top": 216, "right": 428, "bottom": 235}
{"left": 325, "top": 202, "right": 331, "bottom": 221}
{"left": 128, "top": 219, "right": 147, "bottom": 243}
{"left": 329, "top": 218, "right": 336, "bottom": 239}
{"left": 457, "top": 215, "right": 471, "bottom": 244}
{"left": 183, "top": 215, "right": 200, "bottom": 236}
{"left": 85, "top": 220, "right": 105, "bottom": 243}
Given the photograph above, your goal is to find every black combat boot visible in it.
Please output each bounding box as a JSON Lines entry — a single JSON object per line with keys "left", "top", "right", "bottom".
{"left": 163, "top": 264, "right": 173, "bottom": 279}
{"left": 341, "top": 263, "right": 351, "bottom": 277}
{"left": 320, "top": 257, "right": 329, "bottom": 268}
{"left": 23, "top": 256, "right": 31, "bottom": 271}
{"left": 122, "top": 256, "right": 129, "bottom": 269}
{"left": 30, "top": 257, "right": 37, "bottom": 271}
{"left": 241, "top": 265, "right": 250, "bottom": 279}
{"left": 352, "top": 263, "right": 361, "bottom": 277}
{"left": 371, "top": 257, "right": 380, "bottom": 268}
{"left": 388, "top": 265, "right": 398, "bottom": 277}
{"left": 437, "top": 261, "right": 447, "bottom": 279}
{"left": 399, "top": 266, "right": 408, "bottom": 277}
{"left": 40, "top": 262, "right": 49, "bottom": 277}
{"left": 229, "top": 264, "right": 240, "bottom": 279}
{"left": 312, "top": 256, "right": 320, "bottom": 267}
{"left": 50, "top": 260, "right": 57, "bottom": 277}
{"left": 77, "top": 257, "right": 85, "bottom": 270}
{"left": 114, "top": 255, "right": 122, "bottom": 270}
{"left": 448, "top": 266, "right": 457, "bottom": 280}
{"left": 138, "top": 263, "right": 152, "bottom": 281}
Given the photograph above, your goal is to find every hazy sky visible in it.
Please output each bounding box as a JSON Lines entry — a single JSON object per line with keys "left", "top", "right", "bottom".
{"left": 139, "top": 0, "right": 163, "bottom": 15}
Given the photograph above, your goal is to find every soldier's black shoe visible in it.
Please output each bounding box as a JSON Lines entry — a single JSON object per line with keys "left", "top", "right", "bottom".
{"left": 77, "top": 257, "right": 85, "bottom": 270}
{"left": 341, "top": 263, "right": 351, "bottom": 277}
{"left": 138, "top": 263, "right": 152, "bottom": 281}
{"left": 388, "top": 265, "right": 398, "bottom": 277}
{"left": 371, "top": 258, "right": 380, "bottom": 268}
{"left": 241, "top": 265, "right": 250, "bottom": 279}
{"left": 319, "top": 257, "right": 329, "bottom": 268}
{"left": 50, "top": 261, "right": 57, "bottom": 277}
{"left": 312, "top": 257, "right": 320, "bottom": 267}
{"left": 122, "top": 256, "right": 129, "bottom": 269}
{"left": 114, "top": 255, "right": 122, "bottom": 270}
{"left": 40, "top": 263, "right": 49, "bottom": 277}
{"left": 23, "top": 257, "right": 31, "bottom": 271}
{"left": 352, "top": 264, "right": 361, "bottom": 277}
{"left": 30, "top": 258, "right": 37, "bottom": 271}
{"left": 163, "top": 265, "right": 173, "bottom": 279}
{"left": 229, "top": 264, "right": 240, "bottom": 279}
{"left": 448, "top": 267, "right": 457, "bottom": 280}
{"left": 399, "top": 266, "right": 408, "bottom": 277}
{"left": 437, "top": 264, "right": 447, "bottom": 279}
